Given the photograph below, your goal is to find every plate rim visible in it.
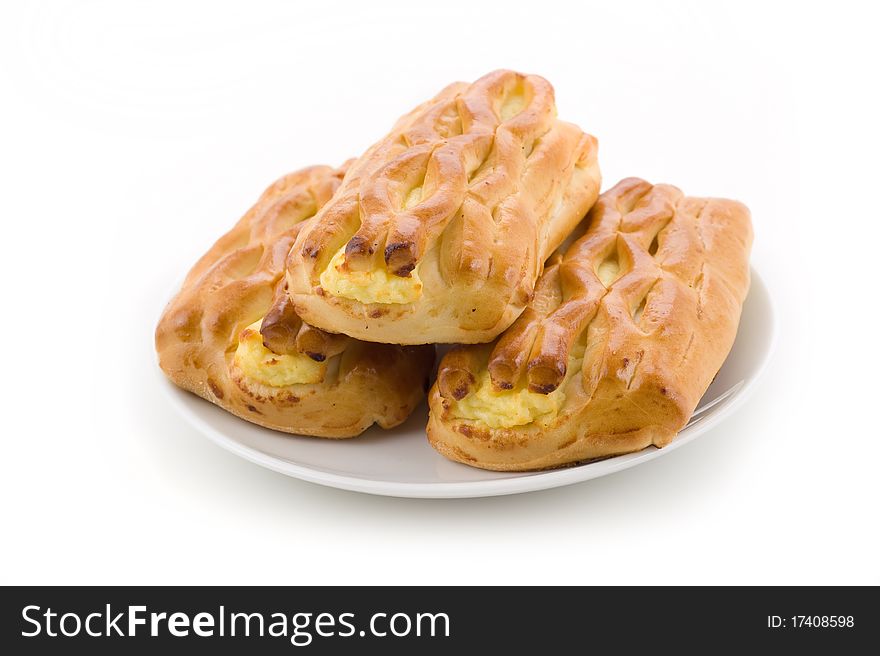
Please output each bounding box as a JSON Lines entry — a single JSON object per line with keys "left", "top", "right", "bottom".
{"left": 161, "top": 267, "right": 776, "bottom": 498}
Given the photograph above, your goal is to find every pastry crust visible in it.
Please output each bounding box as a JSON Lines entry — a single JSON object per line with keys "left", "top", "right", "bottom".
{"left": 427, "top": 178, "right": 752, "bottom": 470}
{"left": 156, "top": 164, "right": 435, "bottom": 438}
{"left": 284, "top": 70, "right": 601, "bottom": 344}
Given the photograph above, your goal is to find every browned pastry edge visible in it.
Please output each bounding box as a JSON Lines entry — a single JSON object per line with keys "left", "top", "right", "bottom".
{"left": 155, "top": 164, "right": 435, "bottom": 438}
{"left": 427, "top": 177, "right": 753, "bottom": 470}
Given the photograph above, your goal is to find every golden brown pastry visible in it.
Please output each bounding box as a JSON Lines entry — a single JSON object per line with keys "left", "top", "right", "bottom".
{"left": 427, "top": 178, "right": 752, "bottom": 470}
{"left": 283, "top": 70, "right": 601, "bottom": 345}
{"left": 156, "top": 164, "right": 435, "bottom": 438}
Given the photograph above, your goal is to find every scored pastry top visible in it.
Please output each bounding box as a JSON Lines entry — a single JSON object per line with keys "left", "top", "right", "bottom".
{"left": 290, "top": 69, "right": 599, "bottom": 309}
{"left": 437, "top": 177, "right": 753, "bottom": 425}
{"left": 156, "top": 161, "right": 436, "bottom": 437}
{"left": 156, "top": 164, "right": 352, "bottom": 389}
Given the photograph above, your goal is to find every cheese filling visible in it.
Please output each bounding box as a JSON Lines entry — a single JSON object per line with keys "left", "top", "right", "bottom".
{"left": 452, "top": 370, "right": 566, "bottom": 429}
{"left": 319, "top": 246, "right": 422, "bottom": 305}
{"left": 233, "top": 320, "right": 326, "bottom": 387}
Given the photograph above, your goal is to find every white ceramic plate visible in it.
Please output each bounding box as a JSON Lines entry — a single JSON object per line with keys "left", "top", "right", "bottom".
{"left": 162, "top": 268, "right": 774, "bottom": 498}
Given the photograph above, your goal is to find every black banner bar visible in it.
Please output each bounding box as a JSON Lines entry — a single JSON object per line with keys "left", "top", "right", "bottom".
{"left": 1, "top": 586, "right": 875, "bottom": 653}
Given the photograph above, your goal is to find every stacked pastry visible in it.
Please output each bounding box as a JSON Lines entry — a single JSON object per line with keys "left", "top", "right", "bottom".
{"left": 156, "top": 70, "right": 752, "bottom": 470}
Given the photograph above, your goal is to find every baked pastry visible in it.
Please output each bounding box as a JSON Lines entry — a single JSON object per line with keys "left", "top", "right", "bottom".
{"left": 427, "top": 178, "right": 752, "bottom": 470}
{"left": 156, "top": 164, "right": 435, "bottom": 438}
{"left": 282, "top": 69, "right": 601, "bottom": 345}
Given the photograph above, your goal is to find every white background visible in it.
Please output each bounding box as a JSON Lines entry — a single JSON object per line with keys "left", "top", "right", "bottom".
{"left": 1, "top": 0, "right": 877, "bottom": 585}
